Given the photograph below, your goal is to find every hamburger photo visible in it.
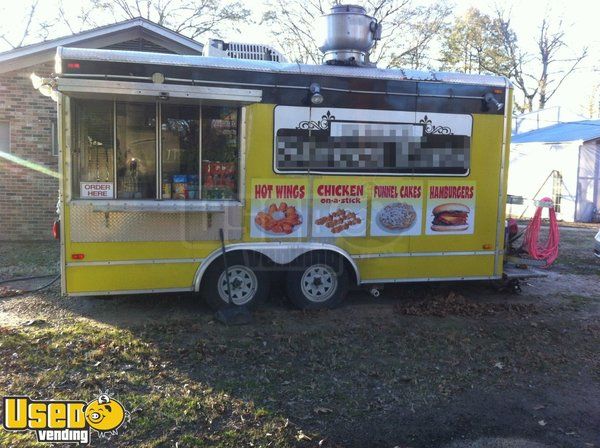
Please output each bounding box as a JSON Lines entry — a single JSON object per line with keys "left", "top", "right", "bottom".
{"left": 430, "top": 203, "right": 470, "bottom": 232}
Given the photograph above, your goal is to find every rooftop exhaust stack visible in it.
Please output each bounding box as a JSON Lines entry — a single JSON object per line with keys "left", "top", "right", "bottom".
{"left": 317, "top": 4, "right": 382, "bottom": 66}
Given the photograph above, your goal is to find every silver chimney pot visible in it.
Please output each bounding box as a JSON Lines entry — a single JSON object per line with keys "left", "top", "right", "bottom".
{"left": 317, "top": 4, "right": 382, "bottom": 66}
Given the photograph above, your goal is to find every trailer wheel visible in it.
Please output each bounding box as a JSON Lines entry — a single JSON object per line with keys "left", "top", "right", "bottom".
{"left": 285, "top": 253, "right": 349, "bottom": 309}
{"left": 201, "top": 253, "right": 270, "bottom": 310}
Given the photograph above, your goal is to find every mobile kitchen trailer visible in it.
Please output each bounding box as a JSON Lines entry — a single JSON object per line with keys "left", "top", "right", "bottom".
{"left": 34, "top": 6, "right": 513, "bottom": 310}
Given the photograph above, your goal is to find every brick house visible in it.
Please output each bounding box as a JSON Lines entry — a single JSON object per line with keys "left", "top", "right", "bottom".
{"left": 0, "top": 18, "right": 204, "bottom": 240}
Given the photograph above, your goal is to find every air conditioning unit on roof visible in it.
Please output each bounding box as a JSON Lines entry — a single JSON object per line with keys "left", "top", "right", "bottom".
{"left": 205, "top": 39, "right": 287, "bottom": 62}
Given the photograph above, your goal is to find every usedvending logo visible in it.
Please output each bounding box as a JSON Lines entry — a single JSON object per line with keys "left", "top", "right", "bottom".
{"left": 3, "top": 393, "right": 129, "bottom": 444}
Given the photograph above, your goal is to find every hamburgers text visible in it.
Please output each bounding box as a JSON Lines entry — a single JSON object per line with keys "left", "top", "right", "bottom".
{"left": 431, "top": 203, "right": 470, "bottom": 232}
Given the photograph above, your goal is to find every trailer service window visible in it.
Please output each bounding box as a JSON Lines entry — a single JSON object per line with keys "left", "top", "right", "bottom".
{"left": 71, "top": 99, "right": 239, "bottom": 201}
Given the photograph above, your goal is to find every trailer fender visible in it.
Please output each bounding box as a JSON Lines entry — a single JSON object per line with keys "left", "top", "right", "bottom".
{"left": 193, "top": 243, "right": 360, "bottom": 291}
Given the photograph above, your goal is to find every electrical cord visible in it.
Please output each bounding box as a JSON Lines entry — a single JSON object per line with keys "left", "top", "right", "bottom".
{"left": 0, "top": 273, "right": 60, "bottom": 297}
{"left": 522, "top": 197, "right": 560, "bottom": 267}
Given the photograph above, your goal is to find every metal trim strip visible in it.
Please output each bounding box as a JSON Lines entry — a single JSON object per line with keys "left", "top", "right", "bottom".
{"left": 68, "top": 286, "right": 194, "bottom": 297}
{"left": 360, "top": 275, "right": 501, "bottom": 284}
{"left": 60, "top": 73, "right": 492, "bottom": 102}
{"left": 351, "top": 251, "right": 495, "bottom": 259}
{"left": 57, "top": 93, "right": 67, "bottom": 295}
{"left": 493, "top": 86, "right": 511, "bottom": 275}
{"left": 66, "top": 258, "right": 204, "bottom": 267}
{"left": 273, "top": 168, "right": 471, "bottom": 177}
{"left": 57, "top": 78, "right": 263, "bottom": 102}
{"left": 68, "top": 199, "right": 241, "bottom": 213}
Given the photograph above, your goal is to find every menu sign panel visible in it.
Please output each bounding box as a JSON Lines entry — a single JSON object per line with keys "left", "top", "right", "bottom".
{"left": 425, "top": 181, "right": 476, "bottom": 235}
{"left": 370, "top": 182, "right": 423, "bottom": 236}
{"left": 250, "top": 178, "right": 308, "bottom": 238}
{"left": 312, "top": 182, "right": 367, "bottom": 237}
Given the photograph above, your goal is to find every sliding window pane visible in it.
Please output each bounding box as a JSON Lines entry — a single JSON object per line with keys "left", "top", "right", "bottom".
{"left": 116, "top": 103, "right": 156, "bottom": 199}
{"left": 71, "top": 100, "right": 114, "bottom": 198}
{"left": 161, "top": 105, "right": 200, "bottom": 200}
{"left": 201, "top": 106, "right": 239, "bottom": 200}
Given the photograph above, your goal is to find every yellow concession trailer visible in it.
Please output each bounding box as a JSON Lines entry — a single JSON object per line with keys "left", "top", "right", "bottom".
{"left": 37, "top": 42, "right": 512, "bottom": 310}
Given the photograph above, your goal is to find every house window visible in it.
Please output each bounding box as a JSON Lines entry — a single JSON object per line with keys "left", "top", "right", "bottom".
{"left": 71, "top": 99, "right": 240, "bottom": 201}
{"left": 0, "top": 121, "right": 9, "bottom": 153}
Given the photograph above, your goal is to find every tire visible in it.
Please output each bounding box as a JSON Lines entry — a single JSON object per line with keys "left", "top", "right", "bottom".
{"left": 201, "top": 252, "right": 270, "bottom": 311}
{"left": 285, "top": 252, "right": 349, "bottom": 310}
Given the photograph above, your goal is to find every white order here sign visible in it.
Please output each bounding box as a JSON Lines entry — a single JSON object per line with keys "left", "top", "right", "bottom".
{"left": 80, "top": 182, "right": 114, "bottom": 199}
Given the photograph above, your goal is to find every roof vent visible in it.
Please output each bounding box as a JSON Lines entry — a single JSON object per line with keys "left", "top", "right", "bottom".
{"left": 205, "top": 39, "right": 287, "bottom": 62}
{"left": 317, "top": 4, "right": 382, "bottom": 66}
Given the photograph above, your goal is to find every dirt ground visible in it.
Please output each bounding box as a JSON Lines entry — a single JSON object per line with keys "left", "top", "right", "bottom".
{"left": 0, "top": 225, "right": 599, "bottom": 447}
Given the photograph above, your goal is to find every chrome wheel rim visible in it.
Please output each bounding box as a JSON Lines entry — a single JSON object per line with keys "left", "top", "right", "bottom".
{"left": 300, "top": 264, "right": 337, "bottom": 302}
{"left": 218, "top": 265, "right": 258, "bottom": 306}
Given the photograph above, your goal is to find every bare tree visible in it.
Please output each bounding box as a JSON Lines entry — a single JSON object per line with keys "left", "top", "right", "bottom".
{"left": 583, "top": 82, "right": 600, "bottom": 119}
{"left": 89, "top": 0, "right": 251, "bottom": 39}
{"left": 534, "top": 18, "right": 588, "bottom": 110}
{"left": 0, "top": 0, "right": 40, "bottom": 49}
{"left": 439, "top": 8, "right": 512, "bottom": 75}
{"left": 494, "top": 9, "right": 588, "bottom": 112}
{"left": 262, "top": 0, "right": 451, "bottom": 68}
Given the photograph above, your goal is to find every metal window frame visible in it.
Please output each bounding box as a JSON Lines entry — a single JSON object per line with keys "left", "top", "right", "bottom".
{"left": 51, "top": 119, "right": 58, "bottom": 156}
{"left": 68, "top": 97, "right": 244, "bottom": 205}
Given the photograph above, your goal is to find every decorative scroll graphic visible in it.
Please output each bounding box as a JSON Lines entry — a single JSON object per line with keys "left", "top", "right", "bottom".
{"left": 296, "top": 111, "right": 336, "bottom": 130}
{"left": 419, "top": 115, "right": 454, "bottom": 135}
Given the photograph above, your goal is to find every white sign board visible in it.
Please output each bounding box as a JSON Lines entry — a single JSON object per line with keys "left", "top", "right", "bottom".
{"left": 80, "top": 182, "right": 114, "bottom": 199}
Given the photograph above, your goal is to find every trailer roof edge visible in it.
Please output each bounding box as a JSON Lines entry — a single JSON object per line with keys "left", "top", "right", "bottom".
{"left": 56, "top": 46, "right": 509, "bottom": 88}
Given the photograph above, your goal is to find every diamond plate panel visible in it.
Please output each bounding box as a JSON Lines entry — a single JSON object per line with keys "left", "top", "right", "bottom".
{"left": 70, "top": 203, "right": 242, "bottom": 242}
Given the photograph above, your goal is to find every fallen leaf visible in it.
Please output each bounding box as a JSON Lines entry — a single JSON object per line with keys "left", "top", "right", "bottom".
{"left": 533, "top": 404, "right": 545, "bottom": 410}
{"left": 296, "top": 430, "right": 311, "bottom": 441}
{"left": 494, "top": 362, "right": 504, "bottom": 369}
{"left": 314, "top": 407, "right": 333, "bottom": 414}
{"left": 538, "top": 420, "right": 546, "bottom": 426}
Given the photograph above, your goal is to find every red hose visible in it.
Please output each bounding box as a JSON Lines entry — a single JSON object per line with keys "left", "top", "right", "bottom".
{"left": 522, "top": 197, "right": 560, "bottom": 267}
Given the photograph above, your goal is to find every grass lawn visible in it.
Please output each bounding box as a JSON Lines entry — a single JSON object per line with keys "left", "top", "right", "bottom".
{"left": 0, "top": 231, "right": 599, "bottom": 447}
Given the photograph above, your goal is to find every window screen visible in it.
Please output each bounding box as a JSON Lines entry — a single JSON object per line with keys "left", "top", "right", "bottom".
{"left": 116, "top": 102, "right": 157, "bottom": 199}
{"left": 70, "top": 100, "right": 240, "bottom": 201}
{"left": 71, "top": 100, "right": 114, "bottom": 197}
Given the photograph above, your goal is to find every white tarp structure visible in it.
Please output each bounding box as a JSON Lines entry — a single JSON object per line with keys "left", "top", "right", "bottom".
{"left": 507, "top": 120, "right": 600, "bottom": 222}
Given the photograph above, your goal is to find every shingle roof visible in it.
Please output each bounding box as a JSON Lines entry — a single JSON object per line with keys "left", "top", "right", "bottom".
{"left": 0, "top": 17, "right": 203, "bottom": 73}
{"left": 511, "top": 120, "right": 600, "bottom": 144}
